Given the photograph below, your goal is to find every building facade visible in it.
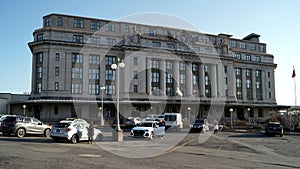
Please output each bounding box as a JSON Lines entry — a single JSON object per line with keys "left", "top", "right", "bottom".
{"left": 28, "top": 13, "right": 279, "bottom": 124}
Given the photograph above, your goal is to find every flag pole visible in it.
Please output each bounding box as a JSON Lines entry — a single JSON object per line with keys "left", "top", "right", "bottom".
{"left": 292, "top": 66, "right": 297, "bottom": 106}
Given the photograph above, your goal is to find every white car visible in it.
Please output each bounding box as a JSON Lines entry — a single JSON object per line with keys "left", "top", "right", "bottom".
{"left": 131, "top": 121, "right": 165, "bottom": 139}
{"left": 50, "top": 118, "right": 101, "bottom": 144}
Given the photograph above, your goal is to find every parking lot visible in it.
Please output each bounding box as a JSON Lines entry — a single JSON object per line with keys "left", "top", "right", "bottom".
{"left": 0, "top": 129, "right": 300, "bottom": 169}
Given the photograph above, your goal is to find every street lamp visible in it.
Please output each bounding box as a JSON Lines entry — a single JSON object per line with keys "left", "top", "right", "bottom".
{"left": 111, "top": 59, "right": 125, "bottom": 141}
{"left": 229, "top": 108, "right": 233, "bottom": 129}
{"left": 22, "top": 105, "right": 26, "bottom": 116}
{"left": 187, "top": 107, "right": 191, "bottom": 127}
{"left": 99, "top": 85, "right": 105, "bottom": 127}
{"left": 247, "top": 108, "right": 251, "bottom": 124}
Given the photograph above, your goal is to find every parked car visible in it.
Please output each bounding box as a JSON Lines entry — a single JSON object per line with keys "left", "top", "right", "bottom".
{"left": 265, "top": 122, "right": 283, "bottom": 137}
{"left": 0, "top": 115, "right": 51, "bottom": 137}
{"left": 131, "top": 121, "right": 165, "bottom": 139}
{"left": 50, "top": 119, "right": 101, "bottom": 144}
{"left": 124, "top": 117, "right": 141, "bottom": 128}
{"left": 190, "top": 119, "right": 210, "bottom": 133}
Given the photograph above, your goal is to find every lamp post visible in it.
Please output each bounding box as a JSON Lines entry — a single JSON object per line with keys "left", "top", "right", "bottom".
{"left": 247, "top": 108, "right": 251, "bottom": 124}
{"left": 229, "top": 108, "right": 233, "bottom": 129}
{"left": 187, "top": 107, "right": 191, "bottom": 127}
{"left": 100, "top": 85, "right": 105, "bottom": 127}
{"left": 111, "top": 59, "right": 125, "bottom": 141}
{"left": 22, "top": 105, "right": 26, "bottom": 116}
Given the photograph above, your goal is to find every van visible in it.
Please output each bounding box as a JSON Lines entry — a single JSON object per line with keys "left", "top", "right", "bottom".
{"left": 143, "top": 114, "right": 164, "bottom": 122}
{"left": 164, "top": 113, "right": 183, "bottom": 130}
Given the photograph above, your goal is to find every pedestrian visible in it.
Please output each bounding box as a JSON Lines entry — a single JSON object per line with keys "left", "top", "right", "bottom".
{"left": 88, "top": 121, "right": 94, "bottom": 144}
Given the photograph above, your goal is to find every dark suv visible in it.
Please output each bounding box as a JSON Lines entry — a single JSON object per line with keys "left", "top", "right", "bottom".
{"left": 265, "top": 122, "right": 283, "bottom": 137}
{"left": 1, "top": 115, "right": 51, "bottom": 137}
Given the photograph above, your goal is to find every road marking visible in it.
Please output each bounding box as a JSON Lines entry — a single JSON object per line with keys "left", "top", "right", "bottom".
{"left": 79, "top": 154, "right": 102, "bottom": 158}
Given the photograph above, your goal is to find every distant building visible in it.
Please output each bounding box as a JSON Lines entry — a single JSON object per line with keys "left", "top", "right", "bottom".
{"left": 26, "top": 13, "right": 285, "bottom": 123}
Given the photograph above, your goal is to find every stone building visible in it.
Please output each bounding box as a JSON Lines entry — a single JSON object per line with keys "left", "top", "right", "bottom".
{"left": 27, "top": 13, "right": 282, "bottom": 123}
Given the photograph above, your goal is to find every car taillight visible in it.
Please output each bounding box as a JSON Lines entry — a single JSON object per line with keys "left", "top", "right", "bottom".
{"left": 9, "top": 121, "right": 18, "bottom": 125}
{"left": 63, "top": 128, "right": 71, "bottom": 131}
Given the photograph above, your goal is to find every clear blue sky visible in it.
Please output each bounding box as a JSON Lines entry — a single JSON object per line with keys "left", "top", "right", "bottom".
{"left": 0, "top": 0, "right": 299, "bottom": 106}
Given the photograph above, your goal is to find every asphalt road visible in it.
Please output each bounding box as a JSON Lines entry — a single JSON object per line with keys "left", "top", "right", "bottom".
{"left": 0, "top": 131, "right": 300, "bottom": 169}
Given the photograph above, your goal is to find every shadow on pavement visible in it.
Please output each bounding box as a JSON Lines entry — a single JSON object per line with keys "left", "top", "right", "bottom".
{"left": 228, "top": 133, "right": 265, "bottom": 138}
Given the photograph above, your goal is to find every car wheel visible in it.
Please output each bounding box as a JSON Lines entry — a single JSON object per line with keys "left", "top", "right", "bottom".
{"left": 71, "top": 134, "right": 78, "bottom": 144}
{"left": 44, "top": 129, "right": 51, "bottom": 137}
{"left": 16, "top": 128, "right": 26, "bottom": 137}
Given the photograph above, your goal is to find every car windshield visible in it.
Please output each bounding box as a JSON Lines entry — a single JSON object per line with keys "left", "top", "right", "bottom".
{"left": 2, "top": 116, "right": 23, "bottom": 122}
{"left": 268, "top": 123, "right": 280, "bottom": 127}
{"left": 165, "top": 115, "right": 177, "bottom": 121}
{"left": 139, "top": 123, "right": 153, "bottom": 127}
{"left": 53, "top": 123, "right": 70, "bottom": 128}
{"left": 195, "top": 120, "right": 204, "bottom": 123}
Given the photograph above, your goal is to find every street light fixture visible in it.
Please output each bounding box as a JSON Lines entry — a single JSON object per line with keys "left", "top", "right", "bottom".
{"left": 229, "top": 108, "right": 233, "bottom": 129}
{"left": 111, "top": 59, "right": 125, "bottom": 141}
{"left": 247, "top": 108, "right": 251, "bottom": 124}
{"left": 22, "top": 105, "right": 26, "bottom": 116}
{"left": 187, "top": 107, "right": 191, "bottom": 127}
{"left": 100, "top": 85, "right": 106, "bottom": 127}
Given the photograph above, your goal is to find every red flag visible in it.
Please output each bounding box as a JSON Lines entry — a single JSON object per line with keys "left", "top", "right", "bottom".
{"left": 292, "top": 67, "right": 296, "bottom": 78}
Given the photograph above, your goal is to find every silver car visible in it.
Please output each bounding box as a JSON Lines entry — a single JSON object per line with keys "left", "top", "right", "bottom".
{"left": 1, "top": 115, "right": 51, "bottom": 137}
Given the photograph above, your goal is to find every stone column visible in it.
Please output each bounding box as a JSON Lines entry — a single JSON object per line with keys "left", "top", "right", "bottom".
{"left": 252, "top": 69, "right": 257, "bottom": 101}
{"left": 199, "top": 63, "right": 205, "bottom": 97}
{"left": 242, "top": 68, "right": 247, "bottom": 100}
{"left": 173, "top": 60, "right": 180, "bottom": 92}
{"left": 147, "top": 58, "right": 152, "bottom": 95}
{"left": 210, "top": 64, "right": 217, "bottom": 97}
{"left": 160, "top": 59, "right": 166, "bottom": 96}
{"left": 186, "top": 62, "right": 193, "bottom": 96}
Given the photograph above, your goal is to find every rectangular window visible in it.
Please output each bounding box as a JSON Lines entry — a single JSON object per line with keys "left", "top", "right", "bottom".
{"left": 89, "top": 55, "right": 100, "bottom": 64}
{"left": 246, "top": 54, "right": 251, "bottom": 61}
{"left": 105, "top": 56, "right": 115, "bottom": 65}
{"left": 90, "top": 37, "right": 100, "bottom": 45}
{"left": 149, "top": 28, "right": 157, "bottom": 36}
{"left": 152, "top": 41, "right": 161, "bottom": 47}
{"left": 106, "top": 23, "right": 115, "bottom": 32}
{"left": 133, "top": 85, "right": 138, "bottom": 93}
{"left": 90, "top": 21, "right": 100, "bottom": 30}
{"left": 54, "top": 82, "right": 59, "bottom": 91}
{"left": 37, "top": 53, "right": 43, "bottom": 63}
{"left": 72, "top": 67, "right": 83, "bottom": 79}
{"left": 166, "top": 73, "right": 173, "bottom": 84}
{"left": 246, "top": 69, "right": 251, "bottom": 77}
{"left": 255, "top": 70, "right": 261, "bottom": 77}
{"left": 152, "top": 86, "right": 160, "bottom": 96}
{"left": 260, "top": 45, "right": 265, "bottom": 52}
{"left": 36, "top": 82, "right": 42, "bottom": 94}
{"left": 105, "top": 69, "right": 115, "bottom": 81}
{"left": 269, "top": 92, "right": 272, "bottom": 99}
{"left": 134, "top": 70, "right": 138, "bottom": 79}
{"left": 124, "top": 24, "right": 130, "bottom": 33}
{"left": 180, "top": 74, "right": 185, "bottom": 84}
{"left": 133, "top": 57, "right": 138, "bottom": 66}
{"left": 166, "top": 87, "right": 174, "bottom": 96}
{"left": 179, "top": 62, "right": 185, "bottom": 71}
{"left": 107, "top": 38, "right": 116, "bottom": 46}
{"left": 249, "top": 43, "right": 256, "bottom": 51}
{"left": 72, "top": 53, "right": 83, "bottom": 63}
{"left": 89, "top": 84, "right": 99, "bottom": 94}
{"left": 167, "top": 43, "right": 175, "bottom": 49}
{"left": 45, "top": 17, "right": 51, "bottom": 27}
{"left": 55, "top": 53, "right": 60, "bottom": 61}
{"left": 268, "top": 81, "right": 271, "bottom": 88}
{"left": 55, "top": 67, "right": 59, "bottom": 76}
{"left": 193, "top": 75, "right": 199, "bottom": 85}
{"left": 230, "top": 40, "right": 236, "bottom": 48}
{"left": 152, "top": 60, "right": 159, "bottom": 68}
{"left": 89, "top": 69, "right": 100, "bottom": 80}
{"left": 37, "top": 34, "right": 43, "bottom": 41}
{"left": 37, "top": 67, "right": 43, "bottom": 78}
{"left": 105, "top": 84, "right": 115, "bottom": 95}
{"left": 224, "top": 66, "right": 227, "bottom": 73}
{"left": 166, "top": 61, "right": 173, "bottom": 70}
{"left": 240, "top": 42, "right": 246, "bottom": 49}
{"left": 254, "top": 56, "right": 261, "bottom": 62}
{"left": 268, "top": 72, "right": 271, "bottom": 78}
{"left": 236, "top": 79, "right": 242, "bottom": 88}
{"left": 192, "top": 63, "right": 198, "bottom": 71}
{"left": 256, "top": 81, "right": 261, "bottom": 89}
{"left": 246, "top": 79, "right": 251, "bottom": 89}
{"left": 72, "top": 83, "right": 82, "bottom": 94}
{"left": 73, "top": 35, "right": 84, "bottom": 43}
{"left": 57, "top": 16, "right": 63, "bottom": 26}
{"left": 235, "top": 53, "right": 241, "bottom": 59}
{"left": 74, "top": 19, "right": 84, "bottom": 28}
{"left": 152, "top": 72, "right": 160, "bottom": 83}
{"left": 236, "top": 68, "right": 241, "bottom": 76}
